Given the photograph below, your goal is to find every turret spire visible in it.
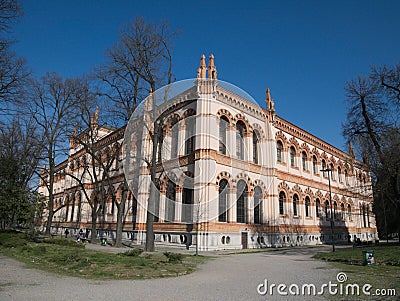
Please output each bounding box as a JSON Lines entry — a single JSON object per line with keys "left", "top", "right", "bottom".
{"left": 197, "top": 54, "right": 207, "bottom": 79}
{"left": 207, "top": 54, "right": 217, "bottom": 79}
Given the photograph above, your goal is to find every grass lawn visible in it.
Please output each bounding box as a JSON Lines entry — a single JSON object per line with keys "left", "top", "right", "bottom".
{"left": 0, "top": 230, "right": 207, "bottom": 280}
{"left": 314, "top": 245, "right": 400, "bottom": 300}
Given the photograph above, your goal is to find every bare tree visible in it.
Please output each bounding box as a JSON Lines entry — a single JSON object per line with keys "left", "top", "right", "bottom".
{"left": 343, "top": 63, "right": 400, "bottom": 242}
{"left": 95, "top": 17, "right": 175, "bottom": 250}
{"left": 0, "top": 0, "right": 29, "bottom": 112}
{"left": 27, "top": 73, "right": 85, "bottom": 235}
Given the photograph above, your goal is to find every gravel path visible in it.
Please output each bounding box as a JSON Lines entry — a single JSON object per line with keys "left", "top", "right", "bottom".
{"left": 0, "top": 247, "right": 339, "bottom": 301}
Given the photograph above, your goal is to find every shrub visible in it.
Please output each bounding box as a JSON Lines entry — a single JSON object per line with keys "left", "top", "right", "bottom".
{"left": 0, "top": 231, "right": 29, "bottom": 248}
{"left": 163, "top": 252, "right": 184, "bottom": 263}
{"left": 123, "top": 249, "right": 143, "bottom": 257}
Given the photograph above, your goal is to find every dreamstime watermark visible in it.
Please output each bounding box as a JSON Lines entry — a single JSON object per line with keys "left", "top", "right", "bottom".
{"left": 257, "top": 272, "right": 396, "bottom": 298}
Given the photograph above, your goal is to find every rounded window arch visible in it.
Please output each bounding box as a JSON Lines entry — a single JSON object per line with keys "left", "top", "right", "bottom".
{"left": 290, "top": 146, "right": 296, "bottom": 167}
{"left": 253, "top": 130, "right": 260, "bottom": 164}
{"left": 169, "top": 117, "right": 180, "bottom": 159}
{"left": 292, "top": 194, "right": 299, "bottom": 216}
{"left": 279, "top": 191, "right": 286, "bottom": 215}
{"left": 302, "top": 151, "right": 308, "bottom": 171}
{"left": 219, "top": 116, "right": 229, "bottom": 155}
{"left": 324, "top": 200, "right": 330, "bottom": 220}
{"left": 277, "top": 140, "right": 284, "bottom": 162}
{"left": 254, "top": 186, "right": 262, "bottom": 224}
{"left": 305, "top": 196, "right": 311, "bottom": 217}
{"left": 315, "top": 198, "right": 321, "bottom": 218}
{"left": 312, "top": 155, "right": 318, "bottom": 174}
{"left": 218, "top": 179, "right": 229, "bottom": 222}
{"left": 236, "top": 120, "right": 246, "bottom": 160}
{"left": 236, "top": 180, "right": 248, "bottom": 223}
{"left": 165, "top": 180, "right": 176, "bottom": 222}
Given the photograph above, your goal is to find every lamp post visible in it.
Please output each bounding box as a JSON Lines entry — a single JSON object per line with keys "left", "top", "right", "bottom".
{"left": 321, "top": 168, "right": 335, "bottom": 252}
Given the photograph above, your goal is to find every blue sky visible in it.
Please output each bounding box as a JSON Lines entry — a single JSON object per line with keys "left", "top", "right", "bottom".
{"left": 13, "top": 0, "right": 400, "bottom": 152}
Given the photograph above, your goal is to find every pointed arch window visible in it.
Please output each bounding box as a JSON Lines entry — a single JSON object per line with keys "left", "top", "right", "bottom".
{"left": 218, "top": 179, "right": 229, "bottom": 222}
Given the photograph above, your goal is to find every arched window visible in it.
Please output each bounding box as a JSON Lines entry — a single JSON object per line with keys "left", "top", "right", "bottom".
{"left": 64, "top": 195, "right": 69, "bottom": 222}
{"left": 253, "top": 131, "right": 259, "bottom": 164}
{"left": 254, "top": 186, "right": 262, "bottom": 224}
{"left": 218, "top": 179, "right": 229, "bottom": 222}
{"left": 362, "top": 205, "right": 366, "bottom": 227}
{"left": 333, "top": 202, "right": 338, "bottom": 219}
{"left": 185, "top": 117, "right": 195, "bottom": 155}
{"left": 277, "top": 141, "right": 283, "bottom": 162}
{"left": 170, "top": 119, "right": 179, "bottom": 159}
{"left": 330, "top": 163, "right": 335, "bottom": 180}
{"left": 182, "top": 188, "right": 194, "bottom": 223}
{"left": 279, "top": 191, "right": 286, "bottom": 215}
{"left": 290, "top": 146, "right": 296, "bottom": 167}
{"left": 340, "top": 203, "right": 345, "bottom": 220}
{"left": 70, "top": 195, "right": 75, "bottom": 222}
{"left": 165, "top": 180, "right": 176, "bottom": 222}
{"left": 293, "top": 194, "right": 299, "bottom": 216}
{"left": 236, "top": 180, "right": 247, "bottom": 223}
{"left": 338, "top": 167, "right": 342, "bottom": 183}
{"left": 305, "top": 196, "right": 310, "bottom": 217}
{"left": 236, "top": 121, "right": 246, "bottom": 160}
{"left": 324, "top": 200, "right": 329, "bottom": 220}
{"left": 312, "top": 156, "right": 318, "bottom": 174}
{"left": 315, "top": 198, "right": 321, "bottom": 217}
{"left": 347, "top": 204, "right": 352, "bottom": 220}
{"left": 154, "top": 182, "right": 160, "bottom": 222}
{"left": 321, "top": 159, "right": 327, "bottom": 176}
{"left": 345, "top": 169, "right": 349, "bottom": 185}
{"left": 302, "top": 151, "right": 307, "bottom": 171}
{"left": 219, "top": 116, "right": 229, "bottom": 155}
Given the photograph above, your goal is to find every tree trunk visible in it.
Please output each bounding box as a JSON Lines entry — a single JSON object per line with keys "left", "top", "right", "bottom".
{"left": 90, "top": 209, "right": 98, "bottom": 243}
{"left": 115, "top": 200, "right": 125, "bottom": 247}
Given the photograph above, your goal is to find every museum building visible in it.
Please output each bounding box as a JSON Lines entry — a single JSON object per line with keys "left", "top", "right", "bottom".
{"left": 39, "top": 55, "right": 377, "bottom": 250}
